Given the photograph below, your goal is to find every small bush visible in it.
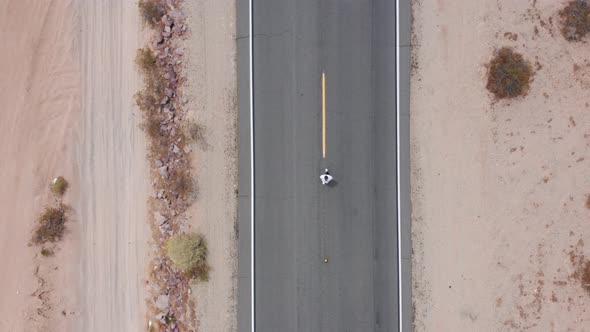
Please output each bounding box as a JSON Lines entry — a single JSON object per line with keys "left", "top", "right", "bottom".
{"left": 165, "top": 233, "right": 209, "bottom": 281}
{"left": 135, "top": 47, "right": 158, "bottom": 77}
{"left": 486, "top": 47, "right": 533, "bottom": 99}
{"left": 560, "top": 0, "right": 590, "bottom": 42}
{"left": 33, "top": 204, "right": 67, "bottom": 245}
{"left": 51, "top": 176, "right": 68, "bottom": 196}
{"left": 138, "top": 0, "right": 165, "bottom": 27}
{"left": 40, "top": 248, "right": 54, "bottom": 257}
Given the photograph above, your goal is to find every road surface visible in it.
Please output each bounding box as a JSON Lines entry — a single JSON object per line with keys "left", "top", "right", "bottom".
{"left": 245, "top": 1, "right": 399, "bottom": 331}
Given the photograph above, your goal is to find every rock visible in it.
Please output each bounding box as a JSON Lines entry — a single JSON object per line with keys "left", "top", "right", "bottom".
{"left": 155, "top": 159, "right": 163, "bottom": 168}
{"left": 158, "top": 166, "right": 169, "bottom": 179}
{"left": 164, "top": 25, "right": 172, "bottom": 35}
{"left": 161, "top": 96, "right": 169, "bottom": 105}
{"left": 183, "top": 145, "right": 192, "bottom": 153}
{"left": 154, "top": 212, "right": 167, "bottom": 225}
{"left": 172, "top": 145, "right": 180, "bottom": 154}
{"left": 175, "top": 48, "right": 184, "bottom": 56}
{"left": 165, "top": 88, "right": 174, "bottom": 97}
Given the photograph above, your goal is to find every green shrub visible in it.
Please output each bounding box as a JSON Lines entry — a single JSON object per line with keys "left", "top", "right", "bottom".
{"left": 165, "top": 233, "right": 209, "bottom": 281}
{"left": 560, "top": 0, "right": 590, "bottom": 42}
{"left": 51, "top": 176, "right": 68, "bottom": 196}
{"left": 33, "top": 204, "right": 67, "bottom": 245}
{"left": 486, "top": 47, "right": 533, "bottom": 99}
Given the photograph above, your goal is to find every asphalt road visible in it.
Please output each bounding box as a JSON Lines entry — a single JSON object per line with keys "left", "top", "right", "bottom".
{"left": 249, "top": 1, "right": 398, "bottom": 331}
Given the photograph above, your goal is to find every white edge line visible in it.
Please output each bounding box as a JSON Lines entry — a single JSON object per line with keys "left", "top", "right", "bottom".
{"left": 395, "top": 0, "right": 403, "bottom": 331}
{"left": 249, "top": 0, "right": 255, "bottom": 331}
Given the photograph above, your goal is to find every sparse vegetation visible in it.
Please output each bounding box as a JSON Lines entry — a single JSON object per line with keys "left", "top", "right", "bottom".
{"left": 486, "top": 47, "right": 533, "bottom": 99}
{"left": 165, "top": 233, "right": 209, "bottom": 281}
{"left": 138, "top": 0, "right": 165, "bottom": 27}
{"left": 33, "top": 204, "right": 67, "bottom": 245}
{"left": 40, "top": 248, "right": 54, "bottom": 257}
{"left": 188, "top": 122, "right": 204, "bottom": 143}
{"left": 135, "top": 47, "right": 158, "bottom": 76}
{"left": 559, "top": 0, "right": 590, "bottom": 42}
{"left": 172, "top": 171, "right": 195, "bottom": 199}
{"left": 50, "top": 176, "right": 69, "bottom": 196}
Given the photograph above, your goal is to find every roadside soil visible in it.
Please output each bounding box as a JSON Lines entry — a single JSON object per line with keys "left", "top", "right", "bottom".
{"left": 412, "top": 0, "right": 590, "bottom": 330}
{"left": 183, "top": 0, "right": 239, "bottom": 330}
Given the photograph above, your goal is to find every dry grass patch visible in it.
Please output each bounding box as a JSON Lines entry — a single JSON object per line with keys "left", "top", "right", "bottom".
{"left": 33, "top": 204, "right": 67, "bottom": 245}
{"left": 138, "top": 0, "right": 165, "bottom": 27}
{"left": 560, "top": 0, "right": 590, "bottom": 42}
{"left": 136, "top": 47, "right": 158, "bottom": 76}
{"left": 486, "top": 47, "right": 533, "bottom": 99}
{"left": 165, "top": 233, "right": 209, "bottom": 281}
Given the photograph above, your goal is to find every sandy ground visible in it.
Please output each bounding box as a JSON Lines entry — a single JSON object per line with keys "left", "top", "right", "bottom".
{"left": 76, "top": 1, "right": 149, "bottom": 331}
{"left": 0, "top": 0, "right": 149, "bottom": 331}
{"left": 0, "top": 0, "right": 81, "bottom": 330}
{"left": 411, "top": 0, "right": 590, "bottom": 331}
{"left": 183, "top": 0, "right": 239, "bottom": 330}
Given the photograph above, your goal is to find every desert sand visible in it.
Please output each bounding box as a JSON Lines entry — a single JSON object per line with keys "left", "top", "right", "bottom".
{"left": 0, "top": 0, "right": 149, "bottom": 331}
{"left": 183, "top": 0, "right": 239, "bottom": 330}
{"left": 0, "top": 1, "right": 81, "bottom": 330}
{"left": 0, "top": 0, "right": 238, "bottom": 330}
{"left": 411, "top": 0, "right": 590, "bottom": 331}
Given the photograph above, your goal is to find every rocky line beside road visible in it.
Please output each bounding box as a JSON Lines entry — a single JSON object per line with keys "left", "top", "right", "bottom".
{"left": 135, "top": 1, "right": 202, "bottom": 331}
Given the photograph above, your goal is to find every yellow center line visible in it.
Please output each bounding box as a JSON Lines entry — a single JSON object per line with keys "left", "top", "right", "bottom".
{"left": 322, "top": 72, "right": 326, "bottom": 158}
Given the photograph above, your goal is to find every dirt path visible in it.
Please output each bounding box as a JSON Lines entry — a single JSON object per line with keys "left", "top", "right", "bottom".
{"left": 183, "top": 0, "right": 239, "bottom": 330}
{"left": 77, "top": 1, "right": 149, "bottom": 331}
{"left": 412, "top": 0, "right": 590, "bottom": 330}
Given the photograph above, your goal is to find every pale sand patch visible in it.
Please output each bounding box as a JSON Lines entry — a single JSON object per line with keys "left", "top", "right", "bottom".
{"left": 183, "top": 0, "right": 239, "bottom": 330}
{"left": 412, "top": 0, "right": 590, "bottom": 330}
{"left": 0, "top": 0, "right": 80, "bottom": 331}
{"left": 77, "top": 1, "right": 150, "bottom": 331}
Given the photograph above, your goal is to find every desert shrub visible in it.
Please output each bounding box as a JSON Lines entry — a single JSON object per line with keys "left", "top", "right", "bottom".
{"left": 486, "top": 47, "right": 533, "bottom": 99}
{"left": 40, "top": 248, "right": 54, "bottom": 257}
{"left": 560, "top": 0, "right": 590, "bottom": 42}
{"left": 165, "top": 233, "right": 209, "bottom": 281}
{"left": 135, "top": 47, "right": 158, "bottom": 77}
{"left": 138, "top": 0, "right": 165, "bottom": 27}
{"left": 33, "top": 204, "right": 67, "bottom": 245}
{"left": 50, "top": 176, "right": 69, "bottom": 196}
